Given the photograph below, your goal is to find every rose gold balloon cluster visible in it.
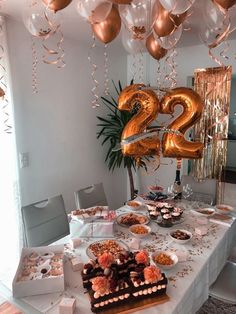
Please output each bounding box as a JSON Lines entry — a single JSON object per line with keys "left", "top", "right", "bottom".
{"left": 118, "top": 84, "right": 204, "bottom": 160}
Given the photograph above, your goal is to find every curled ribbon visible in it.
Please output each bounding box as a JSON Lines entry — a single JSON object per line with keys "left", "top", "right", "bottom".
{"left": 164, "top": 48, "right": 177, "bottom": 89}
{"left": 31, "top": 36, "right": 39, "bottom": 93}
{"left": 104, "top": 44, "right": 109, "bottom": 96}
{"left": 0, "top": 18, "right": 12, "bottom": 134}
{"left": 88, "top": 34, "right": 99, "bottom": 108}
{"left": 41, "top": 10, "right": 65, "bottom": 68}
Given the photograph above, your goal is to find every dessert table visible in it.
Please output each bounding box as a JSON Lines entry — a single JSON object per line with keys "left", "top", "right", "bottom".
{"left": 1, "top": 201, "right": 236, "bottom": 314}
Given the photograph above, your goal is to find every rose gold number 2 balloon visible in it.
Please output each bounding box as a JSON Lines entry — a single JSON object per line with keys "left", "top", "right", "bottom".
{"left": 118, "top": 84, "right": 160, "bottom": 157}
{"left": 160, "top": 87, "right": 204, "bottom": 159}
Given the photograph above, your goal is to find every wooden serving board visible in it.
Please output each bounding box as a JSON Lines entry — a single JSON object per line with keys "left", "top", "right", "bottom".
{"left": 92, "top": 294, "right": 169, "bottom": 314}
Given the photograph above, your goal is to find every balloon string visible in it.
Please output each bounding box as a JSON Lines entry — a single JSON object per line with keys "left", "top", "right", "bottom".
{"left": 208, "top": 48, "right": 224, "bottom": 67}
{"left": 156, "top": 60, "right": 161, "bottom": 91}
{"left": 88, "top": 33, "right": 99, "bottom": 108}
{"left": 131, "top": 54, "right": 137, "bottom": 82}
{"left": 31, "top": 36, "right": 39, "bottom": 94}
{"left": 0, "top": 20, "right": 12, "bottom": 134}
{"left": 164, "top": 49, "right": 177, "bottom": 88}
{"left": 42, "top": 26, "right": 65, "bottom": 68}
{"left": 138, "top": 52, "right": 144, "bottom": 83}
{"left": 104, "top": 43, "right": 109, "bottom": 96}
{"left": 220, "top": 40, "right": 229, "bottom": 61}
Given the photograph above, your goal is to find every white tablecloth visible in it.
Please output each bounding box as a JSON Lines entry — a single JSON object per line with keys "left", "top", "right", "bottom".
{"left": 3, "top": 203, "right": 236, "bottom": 314}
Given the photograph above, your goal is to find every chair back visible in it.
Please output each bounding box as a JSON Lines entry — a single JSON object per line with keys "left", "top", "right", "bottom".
{"left": 75, "top": 183, "right": 108, "bottom": 209}
{"left": 21, "top": 195, "right": 69, "bottom": 247}
{"left": 181, "top": 175, "right": 217, "bottom": 205}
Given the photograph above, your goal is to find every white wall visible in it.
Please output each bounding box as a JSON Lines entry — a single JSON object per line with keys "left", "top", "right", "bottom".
{"left": 6, "top": 17, "right": 128, "bottom": 212}
{"left": 127, "top": 40, "right": 236, "bottom": 194}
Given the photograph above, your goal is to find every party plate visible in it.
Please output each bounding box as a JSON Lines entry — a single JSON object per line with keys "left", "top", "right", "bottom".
{"left": 86, "top": 239, "right": 129, "bottom": 259}
{"left": 116, "top": 212, "right": 150, "bottom": 227}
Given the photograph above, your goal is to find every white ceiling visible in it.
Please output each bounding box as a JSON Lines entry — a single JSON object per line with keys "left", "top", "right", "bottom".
{"left": 2, "top": 0, "right": 236, "bottom": 49}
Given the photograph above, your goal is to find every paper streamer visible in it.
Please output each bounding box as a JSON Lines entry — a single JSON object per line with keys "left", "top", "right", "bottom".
{"left": 88, "top": 33, "right": 99, "bottom": 108}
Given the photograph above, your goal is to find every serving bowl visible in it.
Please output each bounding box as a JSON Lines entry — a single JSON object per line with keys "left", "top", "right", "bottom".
{"left": 169, "top": 229, "right": 192, "bottom": 244}
{"left": 215, "top": 204, "right": 234, "bottom": 215}
{"left": 126, "top": 200, "right": 143, "bottom": 210}
{"left": 152, "top": 250, "right": 178, "bottom": 270}
{"left": 194, "top": 207, "right": 215, "bottom": 217}
{"left": 129, "top": 224, "right": 151, "bottom": 239}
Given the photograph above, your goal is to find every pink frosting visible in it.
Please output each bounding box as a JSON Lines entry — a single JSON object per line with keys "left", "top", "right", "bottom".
{"left": 135, "top": 251, "right": 149, "bottom": 265}
{"left": 98, "top": 252, "right": 114, "bottom": 269}
{"left": 144, "top": 265, "right": 162, "bottom": 283}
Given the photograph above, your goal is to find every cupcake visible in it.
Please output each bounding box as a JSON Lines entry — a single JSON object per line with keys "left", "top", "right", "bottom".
{"left": 162, "top": 214, "right": 173, "bottom": 227}
{"left": 161, "top": 208, "right": 169, "bottom": 216}
{"left": 156, "top": 203, "right": 165, "bottom": 211}
{"left": 165, "top": 204, "right": 174, "bottom": 211}
{"left": 171, "top": 211, "right": 181, "bottom": 221}
{"left": 173, "top": 207, "right": 183, "bottom": 217}
{"left": 149, "top": 210, "right": 159, "bottom": 220}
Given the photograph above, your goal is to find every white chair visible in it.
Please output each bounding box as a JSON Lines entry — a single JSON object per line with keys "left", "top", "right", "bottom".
{"left": 181, "top": 175, "right": 217, "bottom": 205}
{"left": 21, "top": 195, "right": 69, "bottom": 247}
{"left": 74, "top": 183, "right": 108, "bottom": 209}
{"left": 209, "top": 261, "right": 236, "bottom": 304}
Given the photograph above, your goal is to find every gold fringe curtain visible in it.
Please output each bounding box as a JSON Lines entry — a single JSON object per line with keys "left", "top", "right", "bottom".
{"left": 192, "top": 66, "right": 232, "bottom": 184}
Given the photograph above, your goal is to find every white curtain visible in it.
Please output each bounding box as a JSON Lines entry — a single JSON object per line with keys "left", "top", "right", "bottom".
{"left": 0, "top": 16, "right": 23, "bottom": 288}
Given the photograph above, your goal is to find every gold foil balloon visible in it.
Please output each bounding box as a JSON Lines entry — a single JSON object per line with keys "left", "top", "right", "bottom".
{"left": 118, "top": 84, "right": 160, "bottom": 157}
{"left": 146, "top": 33, "right": 167, "bottom": 60}
{"left": 153, "top": 0, "right": 187, "bottom": 37}
{"left": 213, "top": 0, "right": 236, "bottom": 10}
{"left": 43, "top": 0, "right": 72, "bottom": 12}
{"left": 160, "top": 87, "right": 204, "bottom": 159}
{"left": 92, "top": 5, "right": 121, "bottom": 44}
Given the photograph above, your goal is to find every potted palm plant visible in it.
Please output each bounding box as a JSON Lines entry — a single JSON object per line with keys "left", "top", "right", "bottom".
{"left": 97, "top": 80, "right": 149, "bottom": 200}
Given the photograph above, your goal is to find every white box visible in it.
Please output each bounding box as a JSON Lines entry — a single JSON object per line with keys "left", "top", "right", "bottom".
{"left": 12, "top": 245, "right": 65, "bottom": 298}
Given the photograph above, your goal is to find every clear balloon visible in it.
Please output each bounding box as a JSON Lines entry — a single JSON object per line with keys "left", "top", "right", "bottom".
{"left": 154, "top": 24, "right": 183, "bottom": 49}
{"left": 202, "top": 0, "right": 228, "bottom": 31}
{"left": 23, "top": 1, "right": 60, "bottom": 37}
{"left": 119, "top": 0, "right": 153, "bottom": 40}
{"left": 159, "top": 0, "right": 195, "bottom": 15}
{"left": 198, "top": 20, "right": 230, "bottom": 48}
{"left": 122, "top": 27, "right": 146, "bottom": 54}
{"left": 77, "top": 0, "right": 112, "bottom": 24}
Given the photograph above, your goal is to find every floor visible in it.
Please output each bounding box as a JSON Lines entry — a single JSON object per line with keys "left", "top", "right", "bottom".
{"left": 197, "top": 297, "right": 236, "bottom": 314}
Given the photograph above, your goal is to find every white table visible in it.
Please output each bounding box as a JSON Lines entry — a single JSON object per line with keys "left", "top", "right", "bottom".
{"left": 1, "top": 203, "right": 236, "bottom": 314}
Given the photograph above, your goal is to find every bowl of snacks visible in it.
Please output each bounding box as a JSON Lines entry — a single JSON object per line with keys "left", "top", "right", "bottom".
{"left": 129, "top": 224, "right": 151, "bottom": 239}
{"left": 195, "top": 208, "right": 215, "bottom": 217}
{"left": 215, "top": 204, "right": 234, "bottom": 215}
{"left": 170, "top": 229, "right": 192, "bottom": 244}
{"left": 152, "top": 251, "right": 178, "bottom": 270}
{"left": 126, "top": 200, "right": 143, "bottom": 210}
